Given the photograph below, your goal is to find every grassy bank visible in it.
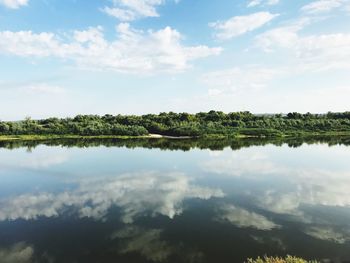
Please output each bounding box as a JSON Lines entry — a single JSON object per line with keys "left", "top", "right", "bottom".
{"left": 1, "top": 130, "right": 350, "bottom": 142}
{"left": 0, "top": 134, "right": 152, "bottom": 141}
{"left": 0, "top": 131, "right": 350, "bottom": 141}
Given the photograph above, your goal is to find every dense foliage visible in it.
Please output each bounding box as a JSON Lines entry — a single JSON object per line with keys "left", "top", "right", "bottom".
{"left": 1, "top": 111, "right": 350, "bottom": 137}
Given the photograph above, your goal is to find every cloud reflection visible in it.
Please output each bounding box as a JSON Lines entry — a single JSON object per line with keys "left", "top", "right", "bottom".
{"left": 203, "top": 150, "right": 283, "bottom": 177}
{"left": 0, "top": 242, "right": 34, "bottom": 263}
{"left": 304, "top": 225, "right": 350, "bottom": 244}
{"left": 255, "top": 169, "right": 350, "bottom": 217}
{"left": 112, "top": 226, "right": 174, "bottom": 262}
{"left": 216, "top": 204, "right": 280, "bottom": 230}
{"left": 0, "top": 172, "right": 224, "bottom": 222}
{"left": 112, "top": 226, "right": 205, "bottom": 263}
{"left": 201, "top": 145, "right": 350, "bottom": 240}
{"left": 0, "top": 147, "right": 69, "bottom": 170}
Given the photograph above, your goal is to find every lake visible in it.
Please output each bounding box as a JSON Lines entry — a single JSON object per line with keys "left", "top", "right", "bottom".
{"left": 0, "top": 138, "right": 350, "bottom": 263}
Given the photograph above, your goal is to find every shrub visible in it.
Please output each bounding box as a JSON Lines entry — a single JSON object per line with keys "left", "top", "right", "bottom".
{"left": 246, "top": 256, "right": 318, "bottom": 263}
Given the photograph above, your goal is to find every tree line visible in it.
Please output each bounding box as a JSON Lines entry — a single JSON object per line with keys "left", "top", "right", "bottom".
{"left": 1, "top": 111, "right": 350, "bottom": 137}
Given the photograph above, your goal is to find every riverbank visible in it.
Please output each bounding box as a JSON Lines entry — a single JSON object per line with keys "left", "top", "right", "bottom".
{"left": 0, "top": 134, "right": 195, "bottom": 141}
{"left": 2, "top": 112, "right": 350, "bottom": 140}
{"left": 0, "top": 131, "right": 350, "bottom": 142}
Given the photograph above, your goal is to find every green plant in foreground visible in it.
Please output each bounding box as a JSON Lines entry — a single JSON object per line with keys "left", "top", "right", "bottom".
{"left": 246, "top": 255, "right": 319, "bottom": 263}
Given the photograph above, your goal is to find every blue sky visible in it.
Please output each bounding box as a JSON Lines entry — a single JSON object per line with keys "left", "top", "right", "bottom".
{"left": 0, "top": 0, "right": 350, "bottom": 120}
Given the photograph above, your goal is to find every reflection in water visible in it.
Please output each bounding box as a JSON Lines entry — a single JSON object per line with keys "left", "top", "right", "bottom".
{"left": 19, "top": 151, "right": 69, "bottom": 169}
{"left": 251, "top": 235, "right": 287, "bottom": 251}
{"left": 216, "top": 204, "right": 280, "bottom": 230}
{"left": 203, "top": 150, "right": 282, "bottom": 176}
{"left": 112, "top": 226, "right": 175, "bottom": 262}
{"left": 0, "top": 172, "right": 224, "bottom": 222}
{"left": 202, "top": 147, "right": 350, "bottom": 215}
{"left": 200, "top": 145, "right": 350, "bottom": 253}
{"left": 1, "top": 136, "right": 350, "bottom": 152}
{"left": 0, "top": 139, "right": 350, "bottom": 262}
{"left": 304, "top": 226, "right": 350, "bottom": 244}
{"left": 0, "top": 146, "right": 69, "bottom": 173}
{"left": 252, "top": 167, "right": 350, "bottom": 230}
{"left": 112, "top": 226, "right": 205, "bottom": 263}
{"left": 0, "top": 243, "right": 34, "bottom": 263}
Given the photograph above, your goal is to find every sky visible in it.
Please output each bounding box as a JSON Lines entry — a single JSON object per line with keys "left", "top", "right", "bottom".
{"left": 0, "top": 0, "right": 350, "bottom": 120}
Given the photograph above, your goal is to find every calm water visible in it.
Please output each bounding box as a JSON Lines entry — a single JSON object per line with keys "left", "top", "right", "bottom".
{"left": 0, "top": 138, "right": 350, "bottom": 263}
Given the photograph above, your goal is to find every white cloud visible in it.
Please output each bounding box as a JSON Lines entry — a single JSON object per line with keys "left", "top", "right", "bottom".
{"left": 0, "top": 243, "right": 34, "bottom": 263}
{"left": 247, "top": 0, "right": 263, "bottom": 7}
{"left": 173, "top": 14, "right": 350, "bottom": 113}
{"left": 0, "top": 0, "right": 28, "bottom": 9}
{"left": 296, "top": 34, "right": 350, "bottom": 71}
{"left": 114, "top": 0, "right": 162, "bottom": 17}
{"left": 247, "top": 0, "right": 262, "bottom": 7}
{"left": 247, "top": 0, "right": 280, "bottom": 8}
{"left": 102, "top": 7, "right": 137, "bottom": 21}
{"left": 217, "top": 204, "right": 280, "bottom": 230}
{"left": 209, "top": 12, "right": 279, "bottom": 40}
{"left": 255, "top": 19, "right": 350, "bottom": 71}
{"left": 255, "top": 22, "right": 303, "bottom": 52}
{"left": 268, "top": 0, "right": 280, "bottom": 5}
{"left": 0, "top": 31, "right": 63, "bottom": 57}
{"left": 102, "top": 0, "right": 173, "bottom": 21}
{"left": 301, "top": 0, "right": 348, "bottom": 14}
{"left": 0, "top": 172, "right": 224, "bottom": 222}
{"left": 0, "top": 25, "right": 221, "bottom": 74}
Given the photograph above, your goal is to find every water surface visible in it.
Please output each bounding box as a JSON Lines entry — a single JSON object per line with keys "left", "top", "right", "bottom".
{"left": 0, "top": 138, "right": 350, "bottom": 262}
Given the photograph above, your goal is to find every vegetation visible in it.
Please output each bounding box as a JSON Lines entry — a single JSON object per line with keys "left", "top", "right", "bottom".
{"left": 1, "top": 111, "right": 350, "bottom": 138}
{"left": 246, "top": 256, "right": 318, "bottom": 263}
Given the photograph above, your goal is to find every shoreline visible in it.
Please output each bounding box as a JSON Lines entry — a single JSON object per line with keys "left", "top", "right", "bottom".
{"left": 0, "top": 134, "right": 194, "bottom": 141}
{"left": 0, "top": 132, "right": 350, "bottom": 142}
